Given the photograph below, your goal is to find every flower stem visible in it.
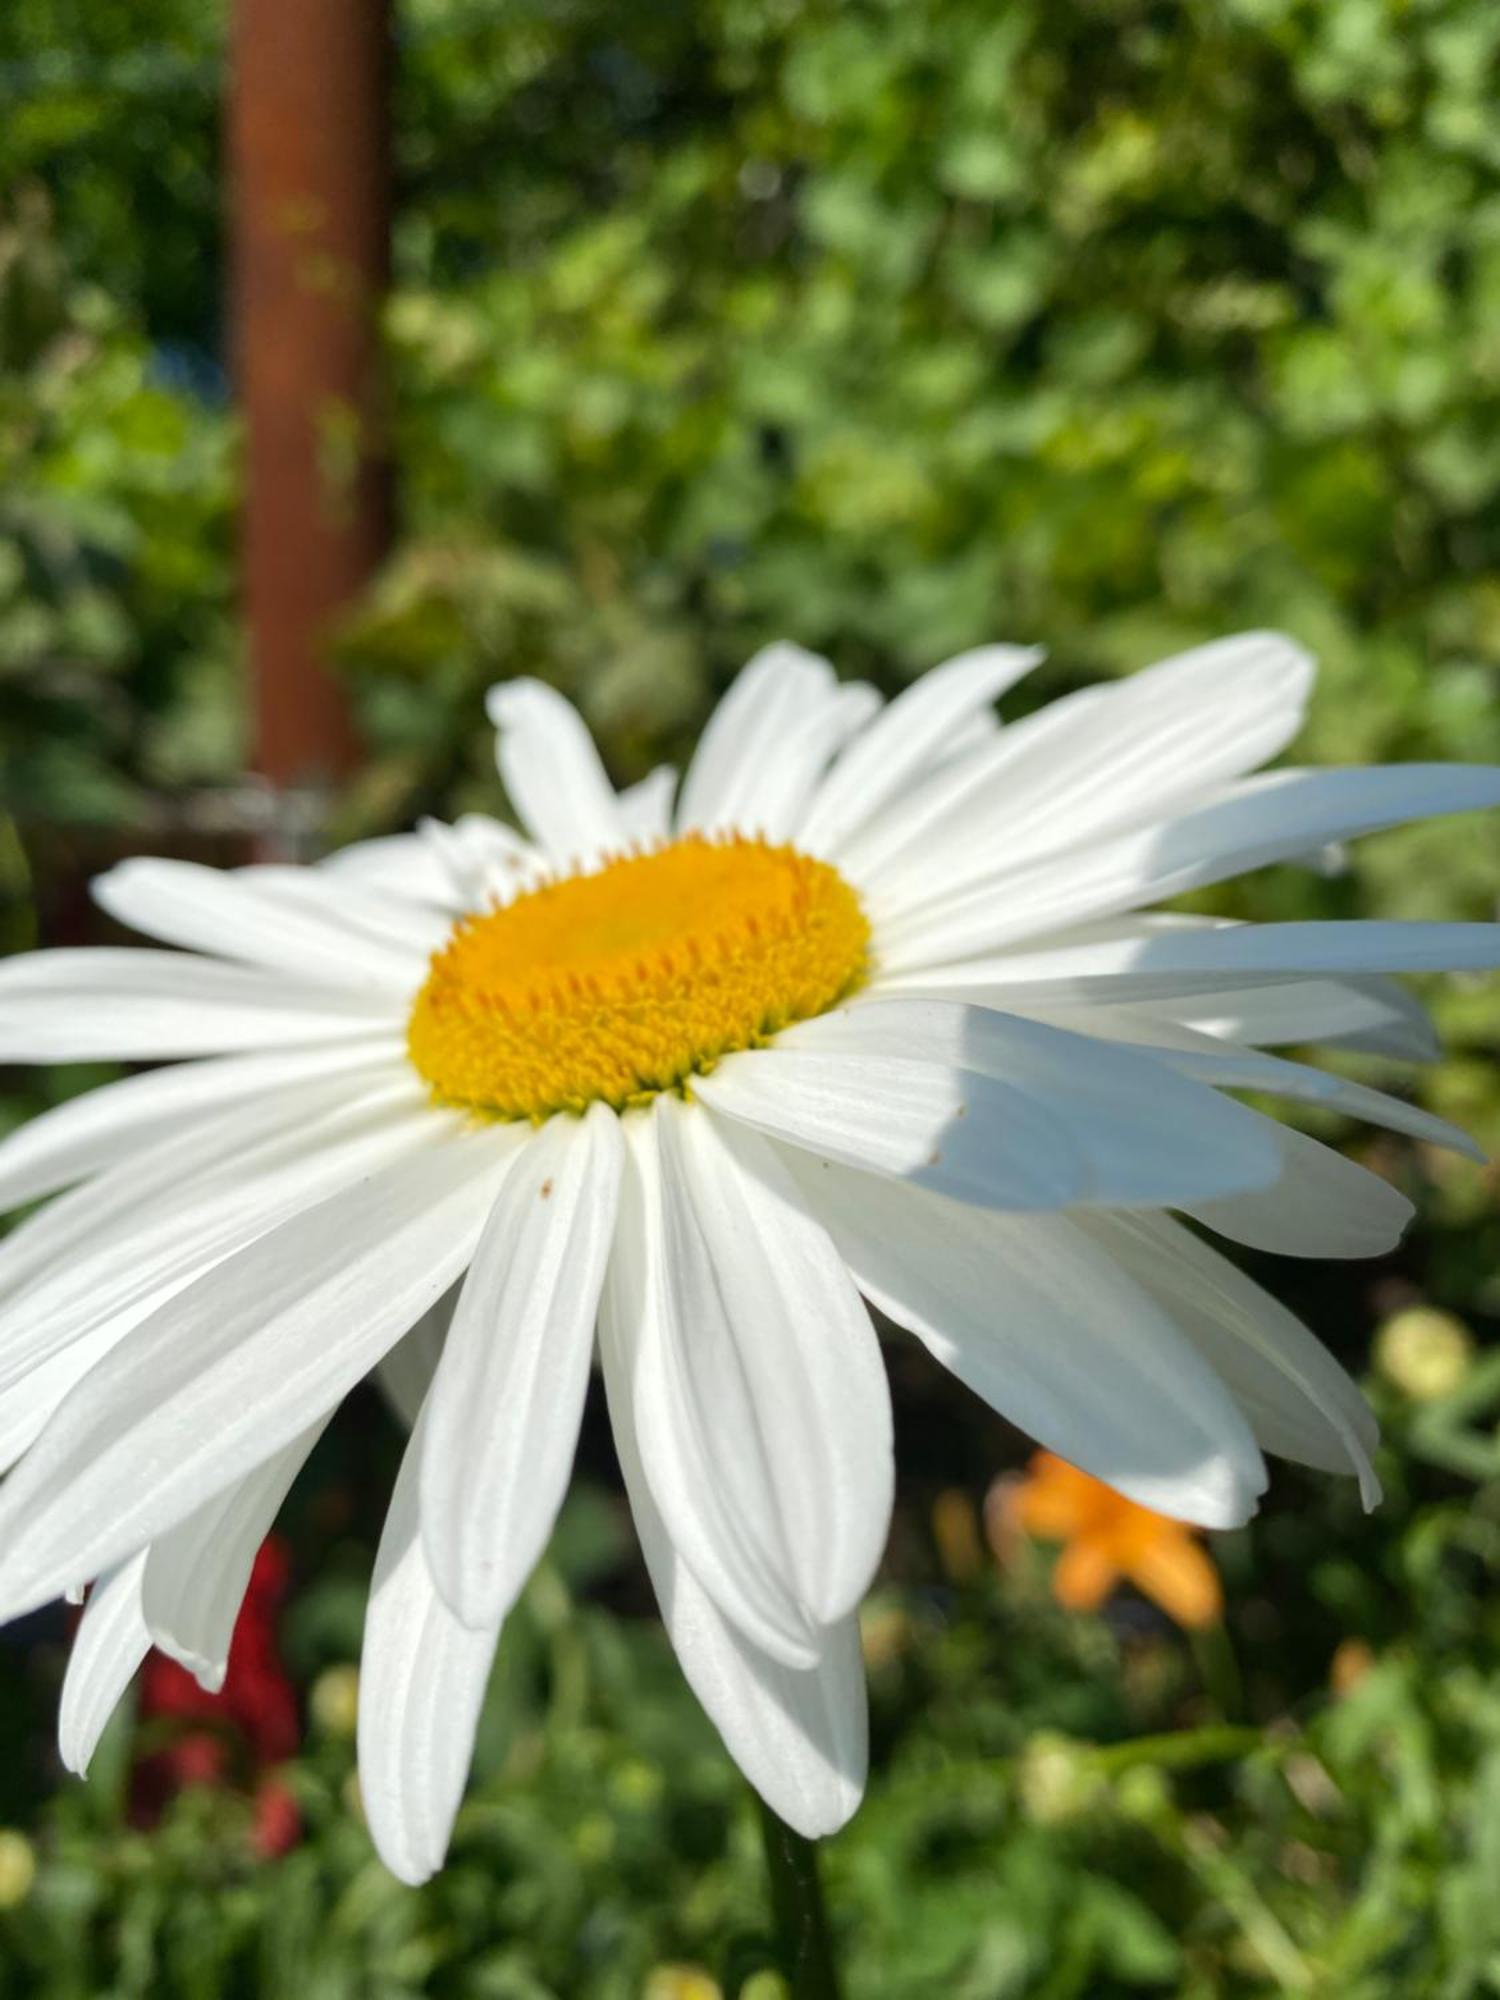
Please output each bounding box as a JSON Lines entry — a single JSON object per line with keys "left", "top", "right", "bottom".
{"left": 756, "top": 1799, "right": 844, "bottom": 1999}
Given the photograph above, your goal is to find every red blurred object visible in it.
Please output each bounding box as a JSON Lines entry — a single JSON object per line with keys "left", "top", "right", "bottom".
{"left": 132, "top": 1536, "right": 302, "bottom": 1855}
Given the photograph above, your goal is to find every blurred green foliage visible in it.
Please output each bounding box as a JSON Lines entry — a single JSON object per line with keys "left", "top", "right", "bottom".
{"left": 2, "top": 0, "right": 1500, "bottom": 1994}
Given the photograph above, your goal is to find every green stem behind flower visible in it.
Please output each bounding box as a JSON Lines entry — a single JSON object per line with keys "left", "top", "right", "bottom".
{"left": 756, "top": 1799, "right": 843, "bottom": 2000}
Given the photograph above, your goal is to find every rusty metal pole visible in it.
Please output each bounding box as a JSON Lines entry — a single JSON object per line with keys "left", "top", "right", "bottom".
{"left": 228, "top": 0, "right": 392, "bottom": 845}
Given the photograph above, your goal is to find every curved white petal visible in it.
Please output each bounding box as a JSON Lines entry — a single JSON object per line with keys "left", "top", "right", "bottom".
{"left": 0, "top": 1084, "right": 436, "bottom": 1397}
{"left": 693, "top": 1047, "right": 1083, "bottom": 1212}
{"left": 797, "top": 643, "right": 1043, "bottom": 859}
{"left": 58, "top": 1552, "right": 150, "bottom": 1777}
{"left": 93, "top": 858, "right": 424, "bottom": 997}
{"left": 784, "top": 1150, "right": 1266, "bottom": 1529}
{"left": 0, "top": 1065, "right": 412, "bottom": 1310}
{"left": 1114, "top": 1030, "right": 1482, "bottom": 1160}
{"left": 0, "top": 1038, "right": 404, "bottom": 1214}
{"left": 420, "top": 1104, "right": 622, "bottom": 1630}
{"left": 487, "top": 679, "right": 627, "bottom": 867}
{"left": 771, "top": 1000, "right": 1283, "bottom": 1207}
{"left": 617, "top": 766, "right": 678, "bottom": 845}
{"left": 142, "top": 1419, "right": 329, "bottom": 1691}
{"left": 414, "top": 813, "right": 546, "bottom": 909}
{"left": 675, "top": 642, "right": 835, "bottom": 835}
{"left": 1079, "top": 1211, "right": 1380, "bottom": 1504}
{"left": 719, "top": 680, "right": 883, "bottom": 844}
{"left": 0, "top": 1124, "right": 520, "bottom": 1623}
{"left": 873, "top": 920, "right": 1500, "bottom": 1011}
{"left": 599, "top": 1221, "right": 865, "bottom": 1837}
{"left": 376, "top": 1290, "right": 454, "bottom": 1433}
{"left": 615, "top": 1102, "right": 892, "bottom": 1666}
{"left": 360, "top": 1407, "right": 501, "bottom": 1885}
{"left": 860, "top": 632, "right": 1313, "bottom": 913}
{"left": 1185, "top": 1124, "right": 1415, "bottom": 1259}
{"left": 876, "top": 765, "right": 1500, "bottom": 970}
{"left": 0, "top": 949, "right": 393, "bottom": 1062}
{"left": 318, "top": 831, "right": 465, "bottom": 908}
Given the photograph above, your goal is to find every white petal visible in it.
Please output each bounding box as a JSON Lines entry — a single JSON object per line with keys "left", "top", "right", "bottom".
{"left": 876, "top": 764, "right": 1500, "bottom": 969}
{"left": 616, "top": 766, "right": 678, "bottom": 845}
{"left": 861, "top": 633, "right": 1313, "bottom": 913}
{"left": 1120, "top": 1030, "right": 1482, "bottom": 1160}
{"left": 0, "top": 1063, "right": 411, "bottom": 1309}
{"left": 0, "top": 949, "right": 392, "bottom": 1062}
{"left": 58, "top": 1552, "right": 150, "bottom": 1777}
{"left": 486, "top": 679, "right": 627, "bottom": 867}
{"left": 376, "top": 1290, "right": 454, "bottom": 1432}
{"left": 675, "top": 642, "right": 835, "bottom": 835}
{"left": 770, "top": 999, "right": 1283, "bottom": 1207}
{"left": 142, "top": 1419, "right": 328, "bottom": 1691}
{"left": 873, "top": 920, "right": 1500, "bottom": 1010}
{"left": 420, "top": 1104, "right": 622, "bottom": 1630}
{"left": 359, "top": 1408, "right": 501, "bottom": 1885}
{"left": 693, "top": 1047, "right": 1084, "bottom": 1212}
{"left": 598, "top": 1251, "right": 865, "bottom": 1838}
{"left": 800, "top": 645, "right": 1049, "bottom": 860}
{"left": 414, "top": 813, "right": 546, "bottom": 909}
{"left": 238, "top": 864, "right": 455, "bottom": 955}
{"left": 722, "top": 680, "right": 883, "bottom": 844}
{"left": 0, "top": 1124, "right": 520, "bottom": 1622}
{"left": 0, "top": 1038, "right": 404, "bottom": 1213}
{"left": 1078, "top": 1211, "right": 1380, "bottom": 1504}
{"left": 0, "top": 1083, "right": 436, "bottom": 1398}
{"left": 319, "top": 831, "right": 464, "bottom": 907}
{"left": 785, "top": 1151, "right": 1266, "bottom": 1529}
{"left": 1167, "top": 977, "right": 1439, "bottom": 1059}
{"left": 0, "top": 1301, "right": 170, "bottom": 1476}
{"left": 1186, "top": 1124, "right": 1414, "bottom": 1259}
{"left": 612, "top": 1102, "right": 892, "bottom": 1665}
{"left": 93, "top": 858, "right": 425, "bottom": 997}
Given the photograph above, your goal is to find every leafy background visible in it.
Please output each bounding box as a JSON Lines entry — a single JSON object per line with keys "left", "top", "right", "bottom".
{"left": 2, "top": 0, "right": 1500, "bottom": 1992}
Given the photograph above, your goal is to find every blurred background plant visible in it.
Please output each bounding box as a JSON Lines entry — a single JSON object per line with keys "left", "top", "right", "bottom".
{"left": 2, "top": 0, "right": 1500, "bottom": 1993}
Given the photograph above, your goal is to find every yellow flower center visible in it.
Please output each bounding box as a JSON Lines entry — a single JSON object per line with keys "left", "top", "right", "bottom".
{"left": 405, "top": 833, "right": 870, "bottom": 1121}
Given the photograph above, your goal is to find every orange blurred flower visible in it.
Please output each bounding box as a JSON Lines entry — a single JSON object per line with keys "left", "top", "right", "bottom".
{"left": 1001, "top": 1452, "right": 1223, "bottom": 1630}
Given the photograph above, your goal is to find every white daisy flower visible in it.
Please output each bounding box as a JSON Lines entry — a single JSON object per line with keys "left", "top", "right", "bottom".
{"left": 2, "top": 633, "right": 1498, "bottom": 1881}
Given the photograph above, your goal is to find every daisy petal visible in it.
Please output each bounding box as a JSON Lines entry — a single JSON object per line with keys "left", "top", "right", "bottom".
{"left": 796, "top": 644, "right": 1042, "bottom": 860}
{"left": 614, "top": 1103, "right": 893, "bottom": 1665}
{"left": 0, "top": 1086, "right": 437, "bottom": 1398}
{"left": 1185, "top": 1125, "right": 1414, "bottom": 1259}
{"left": 0, "top": 950, "right": 391, "bottom": 1062}
{"left": 776, "top": 1000, "right": 1283, "bottom": 1207}
{"left": 93, "top": 858, "right": 425, "bottom": 996}
{"left": 617, "top": 766, "right": 678, "bottom": 845}
{"left": 486, "top": 679, "right": 627, "bottom": 868}
{"left": 693, "top": 1048, "right": 1083, "bottom": 1211}
{"left": 420, "top": 1104, "right": 623, "bottom": 1631}
{"left": 675, "top": 642, "right": 835, "bottom": 835}
{"left": 874, "top": 920, "right": 1500, "bottom": 1009}
{"left": 878, "top": 765, "right": 1500, "bottom": 968}
{"left": 786, "top": 1152, "right": 1266, "bottom": 1529}
{"left": 142, "top": 1419, "right": 329, "bottom": 1691}
{"left": 1080, "top": 1211, "right": 1380, "bottom": 1504}
{"left": 376, "top": 1291, "right": 453, "bottom": 1433}
{"left": 599, "top": 1270, "right": 865, "bottom": 1837}
{"left": 360, "top": 1410, "right": 501, "bottom": 1885}
{"left": 845, "top": 631, "right": 1312, "bottom": 897}
{"left": 0, "top": 1125, "right": 520, "bottom": 1623}
{"left": 58, "top": 1552, "right": 150, "bottom": 1778}
{"left": 0, "top": 1039, "right": 404, "bottom": 1214}
{"left": 0, "top": 1066, "right": 412, "bottom": 1309}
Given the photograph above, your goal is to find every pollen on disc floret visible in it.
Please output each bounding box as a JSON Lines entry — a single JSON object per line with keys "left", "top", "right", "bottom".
{"left": 405, "top": 832, "right": 871, "bottom": 1122}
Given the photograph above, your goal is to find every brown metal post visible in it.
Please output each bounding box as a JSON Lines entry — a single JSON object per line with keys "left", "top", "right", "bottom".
{"left": 228, "top": 0, "right": 391, "bottom": 809}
